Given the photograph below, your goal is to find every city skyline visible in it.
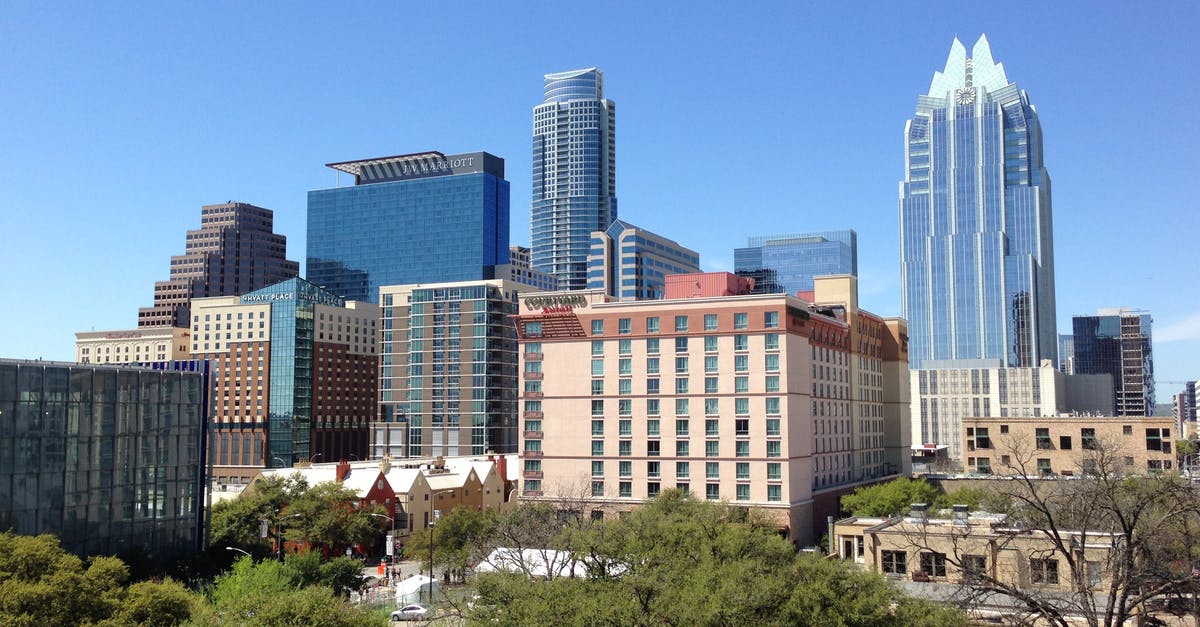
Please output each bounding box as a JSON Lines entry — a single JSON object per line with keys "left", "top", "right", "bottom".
{"left": 1, "top": 3, "right": 1196, "bottom": 389}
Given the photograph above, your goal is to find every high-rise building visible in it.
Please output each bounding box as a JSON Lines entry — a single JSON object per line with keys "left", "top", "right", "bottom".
{"left": 138, "top": 202, "right": 299, "bottom": 328}
{"left": 376, "top": 279, "right": 537, "bottom": 459}
{"left": 531, "top": 68, "right": 617, "bottom": 290}
{"left": 734, "top": 230, "right": 857, "bottom": 296}
{"left": 191, "top": 278, "right": 378, "bottom": 482}
{"left": 899, "top": 35, "right": 1056, "bottom": 369}
{"left": 307, "top": 151, "right": 510, "bottom": 302}
{"left": 0, "top": 358, "right": 209, "bottom": 560}
{"left": 587, "top": 219, "right": 700, "bottom": 300}
{"left": 513, "top": 273, "right": 909, "bottom": 545}
{"left": 1072, "top": 308, "right": 1155, "bottom": 417}
{"left": 1058, "top": 334, "right": 1075, "bottom": 374}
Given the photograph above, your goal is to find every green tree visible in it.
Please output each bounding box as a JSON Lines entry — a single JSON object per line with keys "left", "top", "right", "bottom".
{"left": 101, "top": 579, "right": 196, "bottom": 627}
{"left": 283, "top": 481, "right": 387, "bottom": 555}
{"left": 470, "top": 492, "right": 968, "bottom": 626}
{"left": 840, "top": 477, "right": 941, "bottom": 517}
{"left": 193, "top": 556, "right": 383, "bottom": 627}
{"left": 210, "top": 474, "right": 308, "bottom": 550}
{"left": 403, "top": 505, "right": 496, "bottom": 580}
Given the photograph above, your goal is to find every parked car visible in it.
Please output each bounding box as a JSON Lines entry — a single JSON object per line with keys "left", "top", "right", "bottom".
{"left": 391, "top": 604, "right": 429, "bottom": 622}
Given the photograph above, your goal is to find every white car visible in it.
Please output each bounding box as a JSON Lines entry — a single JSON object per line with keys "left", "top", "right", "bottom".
{"left": 391, "top": 604, "right": 429, "bottom": 622}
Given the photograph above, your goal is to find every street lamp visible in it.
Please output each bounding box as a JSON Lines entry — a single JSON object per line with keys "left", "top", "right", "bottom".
{"left": 273, "top": 456, "right": 289, "bottom": 468}
{"left": 309, "top": 453, "right": 323, "bottom": 464}
{"left": 425, "top": 488, "right": 453, "bottom": 602}
{"left": 264, "top": 511, "right": 303, "bottom": 561}
{"left": 368, "top": 512, "right": 396, "bottom": 559}
{"left": 225, "top": 546, "right": 251, "bottom": 558}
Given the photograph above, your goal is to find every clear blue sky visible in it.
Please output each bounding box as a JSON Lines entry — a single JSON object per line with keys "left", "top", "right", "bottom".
{"left": 2, "top": 1, "right": 1196, "bottom": 395}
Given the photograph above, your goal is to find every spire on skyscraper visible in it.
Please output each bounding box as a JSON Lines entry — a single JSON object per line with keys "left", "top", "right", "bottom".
{"left": 927, "top": 34, "right": 1009, "bottom": 97}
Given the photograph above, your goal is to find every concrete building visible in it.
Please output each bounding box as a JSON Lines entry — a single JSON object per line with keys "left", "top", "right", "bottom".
{"left": 531, "top": 68, "right": 617, "bottom": 290}
{"left": 191, "top": 278, "right": 378, "bottom": 484}
{"left": 75, "top": 327, "right": 191, "bottom": 365}
{"left": 497, "top": 246, "right": 558, "bottom": 292}
{"left": 0, "top": 359, "right": 208, "bottom": 561}
{"left": 834, "top": 508, "right": 1120, "bottom": 594}
{"left": 961, "top": 415, "right": 1176, "bottom": 476}
{"left": 587, "top": 219, "right": 700, "bottom": 300}
{"left": 733, "top": 230, "right": 857, "bottom": 295}
{"left": 900, "top": 35, "right": 1057, "bottom": 370}
{"left": 307, "top": 151, "right": 510, "bottom": 303}
{"left": 377, "top": 279, "right": 539, "bottom": 459}
{"left": 138, "top": 202, "right": 299, "bottom": 328}
{"left": 911, "top": 362, "right": 1114, "bottom": 463}
{"left": 512, "top": 273, "right": 909, "bottom": 544}
{"left": 1072, "top": 308, "right": 1155, "bottom": 417}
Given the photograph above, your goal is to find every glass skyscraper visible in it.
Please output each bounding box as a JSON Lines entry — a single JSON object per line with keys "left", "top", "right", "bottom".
{"left": 734, "top": 230, "right": 857, "bottom": 295}
{"left": 1072, "top": 309, "right": 1154, "bottom": 416}
{"left": 531, "top": 68, "right": 617, "bottom": 290}
{"left": 307, "top": 151, "right": 510, "bottom": 303}
{"left": 900, "top": 35, "right": 1057, "bottom": 369}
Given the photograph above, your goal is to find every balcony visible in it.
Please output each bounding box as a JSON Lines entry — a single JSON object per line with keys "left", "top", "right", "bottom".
{"left": 523, "top": 430, "right": 544, "bottom": 440}
{"left": 524, "top": 391, "right": 544, "bottom": 399}
{"left": 524, "top": 450, "right": 543, "bottom": 459}
{"left": 523, "top": 470, "right": 544, "bottom": 479}
{"left": 523, "top": 411, "right": 544, "bottom": 420}
{"left": 523, "top": 489, "right": 544, "bottom": 497}
{"left": 525, "top": 372, "right": 544, "bottom": 380}
{"left": 525, "top": 352, "right": 544, "bottom": 361}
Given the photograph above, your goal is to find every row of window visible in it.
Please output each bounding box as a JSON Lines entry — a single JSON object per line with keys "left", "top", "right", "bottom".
{"left": 588, "top": 311, "right": 781, "bottom": 336}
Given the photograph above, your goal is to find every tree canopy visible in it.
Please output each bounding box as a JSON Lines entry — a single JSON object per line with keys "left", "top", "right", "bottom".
{"left": 469, "top": 491, "right": 968, "bottom": 626}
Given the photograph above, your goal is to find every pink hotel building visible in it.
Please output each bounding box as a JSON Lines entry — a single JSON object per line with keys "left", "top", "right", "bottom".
{"left": 513, "top": 272, "right": 911, "bottom": 544}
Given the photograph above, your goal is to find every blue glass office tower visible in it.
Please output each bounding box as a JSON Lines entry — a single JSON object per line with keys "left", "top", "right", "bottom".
{"left": 734, "top": 230, "right": 857, "bottom": 295}
{"left": 308, "top": 151, "right": 510, "bottom": 302}
{"left": 900, "top": 35, "right": 1057, "bottom": 369}
{"left": 1072, "top": 309, "right": 1154, "bottom": 416}
{"left": 531, "top": 68, "right": 617, "bottom": 290}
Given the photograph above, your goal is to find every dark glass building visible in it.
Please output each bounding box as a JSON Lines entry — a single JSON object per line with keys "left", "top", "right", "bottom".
{"left": 899, "top": 35, "right": 1057, "bottom": 369}
{"left": 0, "top": 359, "right": 208, "bottom": 560}
{"left": 1072, "top": 309, "right": 1154, "bottom": 416}
{"left": 734, "top": 230, "right": 857, "bottom": 295}
{"left": 307, "top": 151, "right": 510, "bottom": 303}
{"left": 138, "top": 202, "right": 299, "bottom": 328}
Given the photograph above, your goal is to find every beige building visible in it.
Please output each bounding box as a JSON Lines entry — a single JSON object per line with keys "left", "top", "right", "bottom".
{"left": 961, "top": 415, "right": 1176, "bottom": 476}
{"left": 75, "top": 327, "right": 191, "bottom": 364}
{"left": 513, "top": 273, "right": 909, "bottom": 544}
{"left": 911, "top": 361, "right": 1114, "bottom": 463}
{"left": 833, "top": 508, "right": 1119, "bottom": 594}
{"left": 192, "top": 278, "right": 378, "bottom": 484}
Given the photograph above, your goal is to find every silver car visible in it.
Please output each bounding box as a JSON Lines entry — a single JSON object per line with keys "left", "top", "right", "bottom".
{"left": 391, "top": 604, "right": 429, "bottom": 622}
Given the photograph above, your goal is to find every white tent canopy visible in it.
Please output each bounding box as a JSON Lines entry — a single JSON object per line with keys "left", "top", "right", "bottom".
{"left": 395, "top": 574, "right": 438, "bottom": 605}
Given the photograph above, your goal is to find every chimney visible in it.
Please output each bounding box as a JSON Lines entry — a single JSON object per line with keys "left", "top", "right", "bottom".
{"left": 908, "top": 503, "right": 928, "bottom": 523}
{"left": 335, "top": 460, "right": 351, "bottom": 482}
{"left": 496, "top": 455, "right": 508, "bottom": 487}
{"left": 952, "top": 504, "right": 969, "bottom": 525}
{"left": 435, "top": 455, "right": 445, "bottom": 470}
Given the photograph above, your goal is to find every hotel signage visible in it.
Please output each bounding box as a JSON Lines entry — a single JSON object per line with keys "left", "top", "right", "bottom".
{"left": 525, "top": 294, "right": 588, "bottom": 314}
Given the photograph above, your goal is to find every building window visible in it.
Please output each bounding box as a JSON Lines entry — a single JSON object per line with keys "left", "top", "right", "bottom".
{"left": 592, "top": 440, "right": 603, "bottom": 456}
{"left": 675, "top": 356, "right": 689, "bottom": 373}
{"left": 1031, "top": 559, "right": 1059, "bottom": 584}
{"left": 647, "top": 399, "right": 660, "bottom": 415}
{"left": 705, "top": 377, "right": 719, "bottom": 393}
{"left": 591, "top": 359, "right": 604, "bottom": 376}
{"left": 735, "top": 376, "right": 749, "bottom": 393}
{"left": 591, "top": 320, "right": 604, "bottom": 336}
{"left": 920, "top": 552, "right": 947, "bottom": 578}
{"left": 764, "top": 311, "right": 779, "bottom": 328}
{"left": 1081, "top": 428, "right": 1097, "bottom": 450}
{"left": 676, "top": 461, "right": 690, "bottom": 478}
{"left": 618, "top": 318, "right": 631, "bottom": 334}
{"left": 619, "top": 461, "right": 632, "bottom": 477}
{"left": 674, "top": 315, "right": 689, "bottom": 332}
{"left": 767, "top": 485, "right": 781, "bottom": 502}
{"left": 1146, "top": 428, "right": 1170, "bottom": 452}
{"left": 735, "top": 441, "right": 749, "bottom": 457}
{"left": 592, "top": 400, "right": 604, "bottom": 416}
{"left": 766, "top": 418, "right": 780, "bottom": 436}
{"left": 1037, "top": 458, "right": 1052, "bottom": 476}
{"left": 591, "top": 340, "right": 604, "bottom": 356}
{"left": 704, "top": 336, "right": 718, "bottom": 352}
{"left": 767, "top": 441, "right": 781, "bottom": 458}
{"left": 705, "top": 441, "right": 719, "bottom": 457}
{"left": 1059, "top": 435, "right": 1072, "bottom": 450}
{"left": 735, "top": 484, "right": 750, "bottom": 501}
{"left": 647, "top": 338, "right": 660, "bottom": 354}
{"left": 647, "top": 482, "right": 661, "bottom": 498}
{"left": 734, "top": 355, "right": 749, "bottom": 373}
{"left": 765, "top": 333, "right": 779, "bottom": 350}
{"left": 647, "top": 379, "right": 660, "bottom": 395}
{"left": 648, "top": 441, "right": 660, "bottom": 457}
{"left": 619, "top": 441, "right": 632, "bottom": 456}
{"left": 735, "top": 419, "right": 749, "bottom": 436}
{"left": 592, "top": 380, "right": 604, "bottom": 395}
{"left": 676, "top": 441, "right": 689, "bottom": 456}
{"left": 591, "top": 481, "right": 604, "bottom": 496}
{"left": 591, "top": 461, "right": 604, "bottom": 477}
{"left": 734, "top": 335, "right": 749, "bottom": 351}
{"left": 765, "top": 354, "right": 779, "bottom": 372}
{"left": 647, "top": 357, "right": 660, "bottom": 374}
{"left": 675, "top": 398, "right": 689, "bottom": 416}
{"left": 619, "top": 379, "right": 632, "bottom": 395}
{"left": 704, "top": 356, "right": 718, "bottom": 373}
{"left": 767, "top": 462, "right": 781, "bottom": 480}
{"left": 963, "top": 555, "right": 987, "bottom": 581}
{"left": 881, "top": 550, "right": 907, "bottom": 574}
{"left": 733, "top": 312, "right": 748, "bottom": 330}
{"left": 1123, "top": 425, "right": 1132, "bottom": 435}
{"left": 647, "top": 419, "right": 660, "bottom": 436}
{"left": 704, "top": 314, "right": 718, "bottom": 331}
{"left": 705, "top": 483, "right": 719, "bottom": 500}
{"left": 646, "top": 317, "right": 660, "bottom": 333}
{"left": 618, "top": 339, "right": 632, "bottom": 355}
{"left": 705, "top": 462, "right": 719, "bottom": 479}
{"left": 1036, "top": 428, "right": 1052, "bottom": 449}
{"left": 619, "top": 482, "right": 632, "bottom": 498}
{"left": 735, "top": 398, "right": 750, "bottom": 415}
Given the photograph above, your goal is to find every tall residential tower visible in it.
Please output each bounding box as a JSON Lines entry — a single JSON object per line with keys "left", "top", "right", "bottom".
{"left": 531, "top": 68, "right": 617, "bottom": 290}
{"left": 899, "top": 36, "right": 1056, "bottom": 369}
